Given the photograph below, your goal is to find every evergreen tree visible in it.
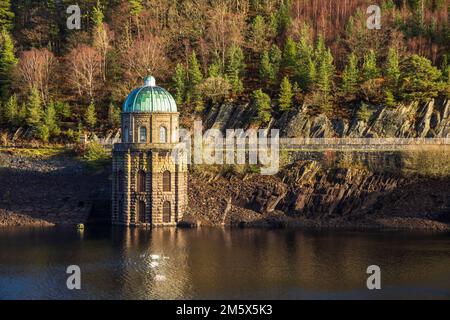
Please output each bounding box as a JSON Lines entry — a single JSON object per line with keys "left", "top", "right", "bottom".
{"left": 385, "top": 47, "right": 401, "bottom": 91}
{"left": 188, "top": 51, "right": 203, "bottom": 111}
{"left": 92, "top": 0, "right": 104, "bottom": 28}
{"left": 315, "top": 49, "right": 335, "bottom": 112}
{"left": 188, "top": 51, "right": 203, "bottom": 87}
{"left": 282, "top": 37, "right": 297, "bottom": 77}
{"left": 269, "top": 44, "right": 282, "bottom": 78}
{"left": 107, "top": 103, "right": 120, "bottom": 129}
{"left": 54, "top": 101, "right": 71, "bottom": 121}
{"left": 316, "top": 49, "right": 335, "bottom": 96}
{"left": 275, "top": 1, "right": 291, "bottom": 37}
{"left": 341, "top": 53, "right": 359, "bottom": 96}
{"left": 384, "top": 88, "right": 397, "bottom": 107}
{"left": 2, "top": 93, "right": 17, "bottom": 126}
{"left": 0, "top": 0, "right": 14, "bottom": 31}
{"left": 37, "top": 124, "right": 50, "bottom": 142}
{"left": 399, "top": 54, "right": 443, "bottom": 101}
{"left": 173, "top": 63, "right": 186, "bottom": 105}
{"left": 260, "top": 45, "right": 282, "bottom": 90}
{"left": 296, "top": 27, "right": 314, "bottom": 90}
{"left": 208, "top": 57, "right": 222, "bottom": 78}
{"left": 362, "top": 49, "right": 380, "bottom": 81}
{"left": 249, "top": 15, "right": 267, "bottom": 53}
{"left": 278, "top": 76, "right": 293, "bottom": 112}
{"left": 129, "top": 0, "right": 143, "bottom": 16}
{"left": 252, "top": 89, "right": 271, "bottom": 124}
{"left": 0, "top": 28, "right": 17, "bottom": 98}
{"left": 43, "top": 102, "right": 60, "bottom": 137}
{"left": 226, "top": 45, "right": 245, "bottom": 96}
{"left": 259, "top": 51, "right": 272, "bottom": 84}
{"left": 84, "top": 101, "right": 97, "bottom": 130}
{"left": 187, "top": 51, "right": 203, "bottom": 112}
{"left": 26, "top": 88, "right": 42, "bottom": 130}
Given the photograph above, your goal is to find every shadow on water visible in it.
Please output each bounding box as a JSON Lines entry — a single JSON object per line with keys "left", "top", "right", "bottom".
{"left": 0, "top": 226, "right": 450, "bottom": 299}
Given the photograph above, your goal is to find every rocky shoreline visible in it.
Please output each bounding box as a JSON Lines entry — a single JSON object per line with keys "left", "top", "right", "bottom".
{"left": 0, "top": 149, "right": 449, "bottom": 231}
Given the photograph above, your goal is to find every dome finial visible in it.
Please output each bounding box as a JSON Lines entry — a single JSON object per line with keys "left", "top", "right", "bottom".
{"left": 144, "top": 75, "right": 156, "bottom": 87}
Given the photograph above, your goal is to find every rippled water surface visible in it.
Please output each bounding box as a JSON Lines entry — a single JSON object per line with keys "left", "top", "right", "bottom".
{"left": 1, "top": 227, "right": 450, "bottom": 299}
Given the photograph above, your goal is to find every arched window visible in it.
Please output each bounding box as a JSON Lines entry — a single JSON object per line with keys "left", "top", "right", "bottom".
{"left": 139, "top": 127, "right": 147, "bottom": 143}
{"left": 163, "top": 201, "right": 171, "bottom": 223}
{"left": 123, "top": 127, "right": 129, "bottom": 143}
{"left": 137, "top": 170, "right": 146, "bottom": 192}
{"left": 163, "top": 170, "right": 171, "bottom": 192}
{"left": 159, "top": 126, "right": 167, "bottom": 143}
{"left": 138, "top": 201, "right": 146, "bottom": 223}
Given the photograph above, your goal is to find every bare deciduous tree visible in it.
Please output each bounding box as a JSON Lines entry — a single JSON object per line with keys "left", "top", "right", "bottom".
{"left": 16, "top": 48, "right": 56, "bottom": 106}
{"left": 121, "top": 31, "right": 168, "bottom": 87}
{"left": 206, "top": 4, "right": 245, "bottom": 67}
{"left": 67, "top": 45, "right": 102, "bottom": 101}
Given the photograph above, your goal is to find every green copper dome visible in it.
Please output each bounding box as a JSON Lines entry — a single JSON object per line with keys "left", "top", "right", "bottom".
{"left": 122, "top": 76, "right": 177, "bottom": 113}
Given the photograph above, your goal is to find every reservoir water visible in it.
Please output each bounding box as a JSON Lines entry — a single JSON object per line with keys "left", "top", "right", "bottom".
{"left": 0, "top": 227, "right": 449, "bottom": 299}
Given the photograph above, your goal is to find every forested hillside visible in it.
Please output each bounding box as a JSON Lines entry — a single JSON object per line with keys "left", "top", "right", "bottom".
{"left": 0, "top": 0, "right": 449, "bottom": 143}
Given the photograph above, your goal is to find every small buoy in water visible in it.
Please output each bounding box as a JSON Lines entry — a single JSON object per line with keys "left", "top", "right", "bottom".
{"left": 77, "top": 223, "right": 85, "bottom": 230}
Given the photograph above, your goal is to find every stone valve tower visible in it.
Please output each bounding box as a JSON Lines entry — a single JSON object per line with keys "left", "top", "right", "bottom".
{"left": 112, "top": 76, "right": 187, "bottom": 227}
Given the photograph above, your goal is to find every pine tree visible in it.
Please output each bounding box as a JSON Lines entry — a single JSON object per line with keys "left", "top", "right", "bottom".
{"left": 316, "top": 49, "right": 335, "bottom": 96}
{"left": 384, "top": 88, "right": 396, "bottom": 107}
{"left": 315, "top": 49, "right": 335, "bottom": 112}
{"left": 129, "top": 0, "right": 143, "bottom": 16}
{"left": 26, "top": 88, "right": 42, "bottom": 130}
{"left": 107, "top": 103, "right": 120, "bottom": 129}
{"left": 0, "top": 28, "right": 17, "bottom": 98}
{"left": 188, "top": 51, "right": 204, "bottom": 111}
{"left": 278, "top": 76, "right": 293, "bottom": 112}
{"left": 282, "top": 37, "right": 297, "bottom": 77}
{"left": 362, "top": 49, "right": 380, "bottom": 81}
{"left": 296, "top": 27, "right": 314, "bottom": 90}
{"left": 173, "top": 63, "right": 186, "bottom": 105}
{"left": 399, "top": 54, "right": 442, "bottom": 101}
{"left": 275, "top": 1, "right": 291, "bottom": 37}
{"left": 269, "top": 44, "right": 282, "bottom": 78}
{"left": 3, "top": 93, "right": 17, "bottom": 126}
{"left": 252, "top": 89, "right": 271, "bottom": 124}
{"left": 259, "top": 51, "right": 272, "bottom": 85}
{"left": 385, "top": 47, "right": 401, "bottom": 91}
{"left": 43, "top": 102, "right": 60, "bottom": 137}
{"left": 0, "top": 0, "right": 14, "bottom": 31}
{"left": 84, "top": 101, "right": 97, "bottom": 130}
{"left": 37, "top": 124, "right": 50, "bottom": 143}
{"left": 226, "top": 45, "right": 245, "bottom": 96}
{"left": 92, "top": 0, "right": 104, "bottom": 28}
{"left": 208, "top": 57, "right": 222, "bottom": 78}
{"left": 341, "top": 53, "right": 359, "bottom": 96}
{"left": 188, "top": 51, "right": 203, "bottom": 87}
{"left": 249, "top": 15, "right": 267, "bottom": 53}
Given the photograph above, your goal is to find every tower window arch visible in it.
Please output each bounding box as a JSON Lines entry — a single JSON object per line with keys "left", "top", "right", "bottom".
{"left": 163, "top": 201, "right": 171, "bottom": 223}
{"left": 159, "top": 126, "right": 167, "bottom": 143}
{"left": 137, "top": 170, "right": 146, "bottom": 192}
{"left": 139, "top": 126, "right": 147, "bottom": 143}
{"left": 163, "top": 170, "right": 171, "bottom": 192}
{"left": 123, "top": 126, "right": 129, "bottom": 143}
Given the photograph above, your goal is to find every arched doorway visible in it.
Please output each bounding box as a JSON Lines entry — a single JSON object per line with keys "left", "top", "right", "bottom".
{"left": 138, "top": 201, "right": 146, "bottom": 223}
{"left": 162, "top": 201, "right": 171, "bottom": 223}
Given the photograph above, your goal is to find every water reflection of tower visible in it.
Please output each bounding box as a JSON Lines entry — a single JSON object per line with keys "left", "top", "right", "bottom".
{"left": 113, "top": 227, "right": 190, "bottom": 299}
